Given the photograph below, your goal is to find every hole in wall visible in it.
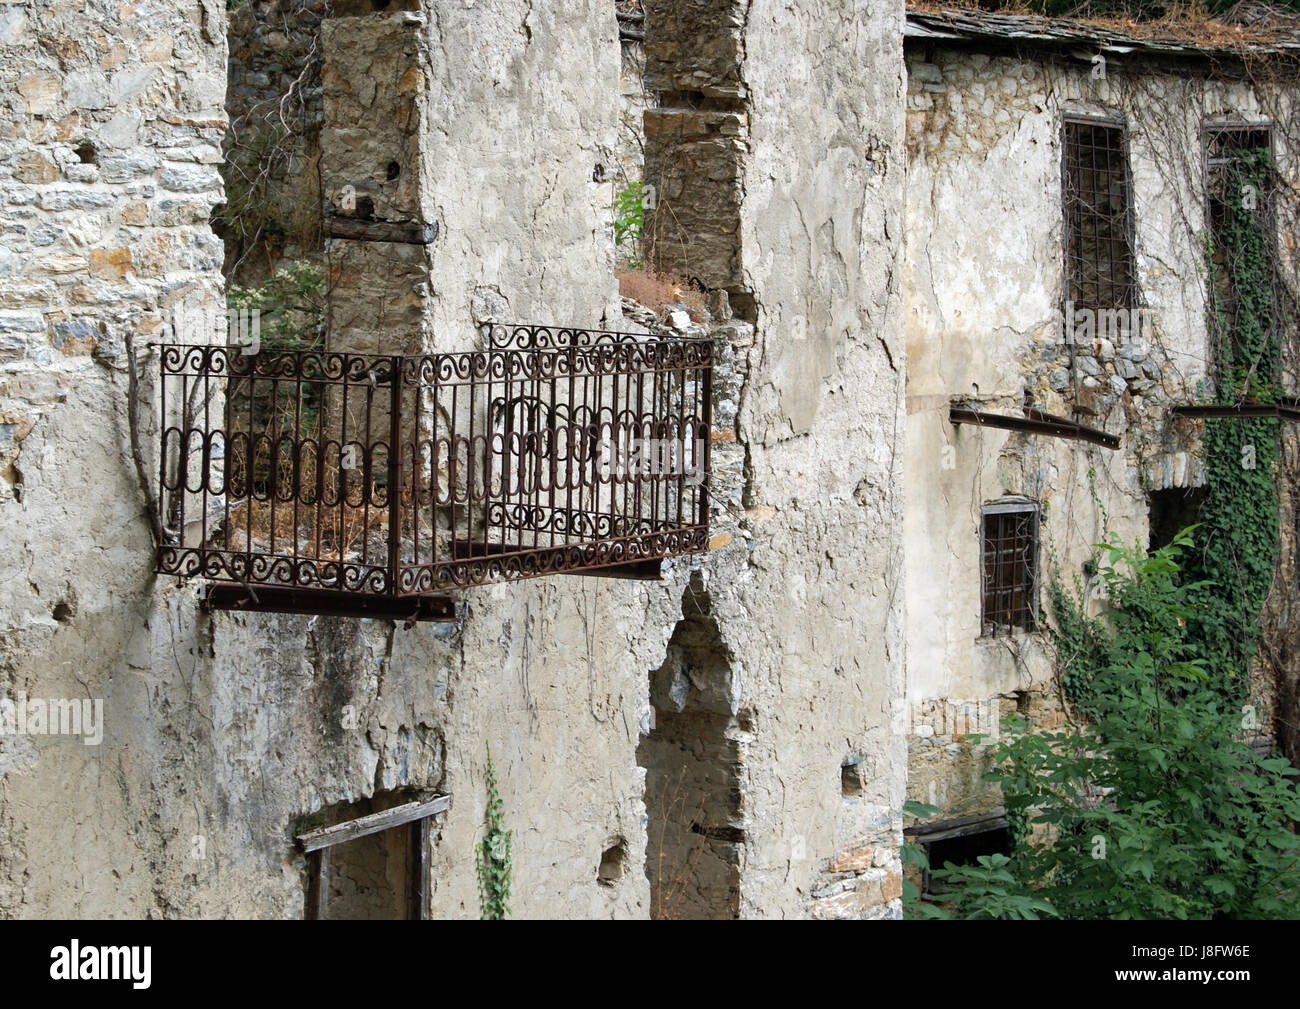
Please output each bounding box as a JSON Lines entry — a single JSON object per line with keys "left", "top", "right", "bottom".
{"left": 1148, "top": 486, "right": 1208, "bottom": 552}
{"left": 52, "top": 601, "right": 74, "bottom": 623}
{"left": 598, "top": 838, "right": 628, "bottom": 887}
{"left": 74, "top": 141, "right": 97, "bottom": 165}
{"left": 921, "top": 826, "right": 1012, "bottom": 896}
{"left": 841, "top": 761, "right": 865, "bottom": 799}
{"left": 354, "top": 195, "right": 375, "bottom": 221}
{"left": 386, "top": 161, "right": 400, "bottom": 181}
{"left": 726, "top": 290, "right": 758, "bottom": 325}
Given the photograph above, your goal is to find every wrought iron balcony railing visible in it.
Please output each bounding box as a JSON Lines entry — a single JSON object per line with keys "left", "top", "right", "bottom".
{"left": 155, "top": 324, "right": 713, "bottom": 620}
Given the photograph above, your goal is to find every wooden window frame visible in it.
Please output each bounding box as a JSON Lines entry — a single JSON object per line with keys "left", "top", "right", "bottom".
{"left": 296, "top": 795, "right": 449, "bottom": 921}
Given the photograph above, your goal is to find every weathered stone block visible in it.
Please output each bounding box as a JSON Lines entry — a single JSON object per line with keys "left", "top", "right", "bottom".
{"left": 18, "top": 75, "right": 60, "bottom": 116}
{"left": 87, "top": 246, "right": 133, "bottom": 280}
{"left": 15, "top": 152, "right": 59, "bottom": 185}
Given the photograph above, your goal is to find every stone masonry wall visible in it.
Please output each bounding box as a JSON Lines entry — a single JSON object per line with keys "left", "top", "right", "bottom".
{"left": 902, "top": 44, "right": 1294, "bottom": 823}
{"left": 0, "top": 0, "right": 230, "bottom": 913}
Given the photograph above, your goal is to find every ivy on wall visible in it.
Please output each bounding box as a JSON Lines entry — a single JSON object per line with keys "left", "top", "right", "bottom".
{"left": 1055, "top": 147, "right": 1281, "bottom": 714}
{"left": 1182, "top": 146, "right": 1281, "bottom": 708}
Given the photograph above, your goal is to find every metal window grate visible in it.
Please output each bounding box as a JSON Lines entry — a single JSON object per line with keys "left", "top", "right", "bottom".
{"left": 980, "top": 502, "right": 1039, "bottom": 635}
{"left": 1063, "top": 118, "right": 1136, "bottom": 317}
{"left": 154, "top": 323, "right": 713, "bottom": 611}
{"left": 1205, "top": 124, "right": 1273, "bottom": 235}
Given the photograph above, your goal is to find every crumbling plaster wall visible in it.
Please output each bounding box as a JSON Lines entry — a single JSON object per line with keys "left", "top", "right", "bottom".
{"left": 0, "top": 0, "right": 677, "bottom": 920}
{"left": 643, "top": 0, "right": 908, "bottom": 919}
{"left": 1, "top": 0, "right": 910, "bottom": 920}
{"left": 902, "top": 45, "right": 1292, "bottom": 816}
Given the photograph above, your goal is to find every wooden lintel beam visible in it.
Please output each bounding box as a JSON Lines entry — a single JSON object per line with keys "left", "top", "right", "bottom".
{"left": 324, "top": 216, "right": 440, "bottom": 245}
{"left": 296, "top": 795, "right": 451, "bottom": 853}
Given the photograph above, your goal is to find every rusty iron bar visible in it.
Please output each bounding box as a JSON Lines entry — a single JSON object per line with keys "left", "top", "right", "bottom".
{"left": 1171, "top": 401, "right": 1300, "bottom": 421}
{"left": 949, "top": 404, "right": 1121, "bottom": 450}
{"left": 205, "top": 585, "right": 457, "bottom": 622}
{"left": 154, "top": 325, "right": 713, "bottom": 611}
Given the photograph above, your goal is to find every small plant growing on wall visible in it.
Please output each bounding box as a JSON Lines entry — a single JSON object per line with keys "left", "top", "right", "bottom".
{"left": 614, "top": 180, "right": 648, "bottom": 270}
{"left": 476, "top": 742, "right": 512, "bottom": 920}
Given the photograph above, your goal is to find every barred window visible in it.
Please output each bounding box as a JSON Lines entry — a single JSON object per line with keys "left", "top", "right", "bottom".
{"left": 1063, "top": 117, "right": 1136, "bottom": 319}
{"left": 981, "top": 501, "right": 1040, "bottom": 636}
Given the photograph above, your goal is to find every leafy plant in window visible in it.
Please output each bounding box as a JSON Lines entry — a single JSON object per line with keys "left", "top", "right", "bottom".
{"left": 476, "top": 742, "right": 512, "bottom": 920}
{"left": 227, "top": 260, "right": 326, "bottom": 355}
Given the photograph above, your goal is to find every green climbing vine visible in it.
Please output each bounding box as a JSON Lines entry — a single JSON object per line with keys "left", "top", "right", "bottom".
{"left": 1053, "top": 147, "right": 1281, "bottom": 715}
{"left": 1180, "top": 145, "right": 1281, "bottom": 709}
{"left": 476, "top": 743, "right": 512, "bottom": 920}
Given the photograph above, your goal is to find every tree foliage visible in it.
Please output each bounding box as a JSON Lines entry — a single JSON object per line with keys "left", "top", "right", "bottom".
{"left": 907, "top": 533, "right": 1300, "bottom": 920}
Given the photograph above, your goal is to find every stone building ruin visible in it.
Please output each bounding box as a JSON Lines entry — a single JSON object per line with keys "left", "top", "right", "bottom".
{"left": 0, "top": 0, "right": 1296, "bottom": 918}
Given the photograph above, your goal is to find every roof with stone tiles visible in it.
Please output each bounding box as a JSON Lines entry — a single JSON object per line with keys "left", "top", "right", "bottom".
{"left": 906, "top": 3, "right": 1300, "bottom": 60}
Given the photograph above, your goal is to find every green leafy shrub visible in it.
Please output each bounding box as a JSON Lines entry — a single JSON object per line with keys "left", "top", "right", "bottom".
{"left": 909, "top": 532, "right": 1300, "bottom": 920}
{"left": 227, "top": 261, "right": 326, "bottom": 354}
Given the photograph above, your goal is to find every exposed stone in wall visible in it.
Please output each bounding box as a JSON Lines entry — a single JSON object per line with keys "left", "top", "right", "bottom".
{"left": 320, "top": 11, "right": 432, "bottom": 354}
{"left": 0, "top": 0, "right": 227, "bottom": 506}
{"left": 643, "top": 108, "right": 747, "bottom": 292}
{"left": 641, "top": 2, "right": 748, "bottom": 296}
{"left": 222, "top": 0, "right": 327, "bottom": 282}
{"left": 643, "top": 0, "right": 748, "bottom": 100}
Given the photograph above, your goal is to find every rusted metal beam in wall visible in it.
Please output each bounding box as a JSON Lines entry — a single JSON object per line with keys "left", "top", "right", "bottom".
{"left": 1171, "top": 400, "right": 1300, "bottom": 422}
{"left": 205, "top": 586, "right": 458, "bottom": 623}
{"left": 949, "top": 404, "right": 1121, "bottom": 449}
